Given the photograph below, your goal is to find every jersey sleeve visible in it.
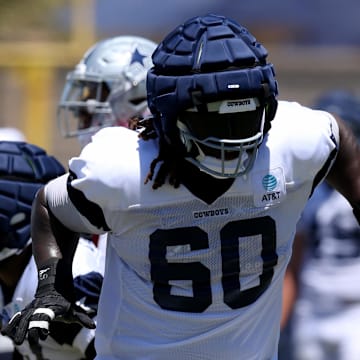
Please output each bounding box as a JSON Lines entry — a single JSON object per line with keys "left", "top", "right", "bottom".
{"left": 66, "top": 127, "right": 160, "bottom": 232}
{"left": 310, "top": 111, "right": 339, "bottom": 197}
{"left": 274, "top": 102, "right": 339, "bottom": 186}
{"left": 68, "top": 127, "right": 144, "bottom": 211}
{"left": 298, "top": 109, "right": 338, "bottom": 183}
{"left": 46, "top": 127, "right": 147, "bottom": 233}
{"left": 45, "top": 174, "right": 106, "bottom": 235}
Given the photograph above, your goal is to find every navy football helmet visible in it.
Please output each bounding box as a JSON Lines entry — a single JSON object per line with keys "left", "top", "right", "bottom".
{"left": 147, "top": 14, "right": 278, "bottom": 178}
{"left": 58, "top": 36, "right": 157, "bottom": 148}
{"left": 0, "top": 141, "right": 65, "bottom": 261}
{"left": 314, "top": 90, "right": 360, "bottom": 140}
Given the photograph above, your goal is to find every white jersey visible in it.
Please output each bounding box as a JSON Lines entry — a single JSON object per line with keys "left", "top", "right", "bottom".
{"left": 0, "top": 238, "right": 103, "bottom": 360}
{"left": 46, "top": 100, "right": 339, "bottom": 360}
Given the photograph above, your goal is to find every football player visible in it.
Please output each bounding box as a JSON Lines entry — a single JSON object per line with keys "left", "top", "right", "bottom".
{"left": 0, "top": 141, "right": 103, "bottom": 360}
{"left": 57, "top": 35, "right": 157, "bottom": 268}
{"left": 3, "top": 14, "right": 360, "bottom": 360}
{"left": 291, "top": 90, "right": 360, "bottom": 360}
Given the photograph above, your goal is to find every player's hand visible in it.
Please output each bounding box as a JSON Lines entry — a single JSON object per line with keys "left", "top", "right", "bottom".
{"left": 1, "top": 258, "right": 95, "bottom": 346}
{"left": 1, "top": 288, "right": 96, "bottom": 345}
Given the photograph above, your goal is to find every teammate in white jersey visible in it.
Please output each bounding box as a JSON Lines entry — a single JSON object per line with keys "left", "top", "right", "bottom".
{"left": 57, "top": 35, "right": 157, "bottom": 268}
{"left": 291, "top": 90, "right": 360, "bottom": 360}
{"left": 0, "top": 141, "right": 103, "bottom": 360}
{"left": 3, "top": 14, "right": 360, "bottom": 360}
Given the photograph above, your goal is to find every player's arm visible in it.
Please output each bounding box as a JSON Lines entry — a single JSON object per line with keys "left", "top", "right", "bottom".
{"left": 325, "top": 115, "right": 360, "bottom": 220}
{"left": 32, "top": 172, "right": 108, "bottom": 265}
{"left": 1, "top": 174, "right": 98, "bottom": 346}
{"left": 32, "top": 185, "right": 79, "bottom": 292}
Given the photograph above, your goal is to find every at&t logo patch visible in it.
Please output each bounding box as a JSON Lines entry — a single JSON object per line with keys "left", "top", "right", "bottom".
{"left": 252, "top": 168, "right": 286, "bottom": 207}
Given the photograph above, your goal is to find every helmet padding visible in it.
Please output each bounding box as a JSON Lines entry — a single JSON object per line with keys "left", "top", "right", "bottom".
{"left": 0, "top": 141, "right": 65, "bottom": 261}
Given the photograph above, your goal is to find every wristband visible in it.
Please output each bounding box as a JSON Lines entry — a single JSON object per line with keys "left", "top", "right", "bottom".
{"left": 35, "top": 259, "right": 60, "bottom": 299}
{"left": 37, "top": 257, "right": 76, "bottom": 301}
{"left": 37, "top": 258, "right": 59, "bottom": 287}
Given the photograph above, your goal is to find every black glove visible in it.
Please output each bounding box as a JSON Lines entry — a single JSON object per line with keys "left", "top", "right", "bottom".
{"left": 1, "top": 259, "right": 96, "bottom": 346}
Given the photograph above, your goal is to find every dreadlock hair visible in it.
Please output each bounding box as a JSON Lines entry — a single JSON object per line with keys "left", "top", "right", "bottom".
{"left": 129, "top": 116, "right": 183, "bottom": 190}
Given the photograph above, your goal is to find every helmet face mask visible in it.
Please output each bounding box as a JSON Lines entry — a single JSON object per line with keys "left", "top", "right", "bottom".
{"left": 58, "top": 35, "right": 157, "bottom": 145}
{"left": 177, "top": 98, "right": 265, "bottom": 177}
{"left": 58, "top": 77, "right": 113, "bottom": 138}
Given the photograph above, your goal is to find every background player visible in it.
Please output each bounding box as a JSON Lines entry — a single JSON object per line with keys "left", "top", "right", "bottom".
{"left": 290, "top": 90, "right": 360, "bottom": 360}
{"left": 57, "top": 35, "right": 157, "bottom": 266}
{"left": 0, "top": 141, "right": 103, "bottom": 359}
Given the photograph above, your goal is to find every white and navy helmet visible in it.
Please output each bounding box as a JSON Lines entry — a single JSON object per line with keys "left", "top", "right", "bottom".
{"left": 57, "top": 35, "right": 157, "bottom": 147}
{"left": 147, "top": 14, "right": 278, "bottom": 178}
{"left": 0, "top": 141, "right": 65, "bottom": 262}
